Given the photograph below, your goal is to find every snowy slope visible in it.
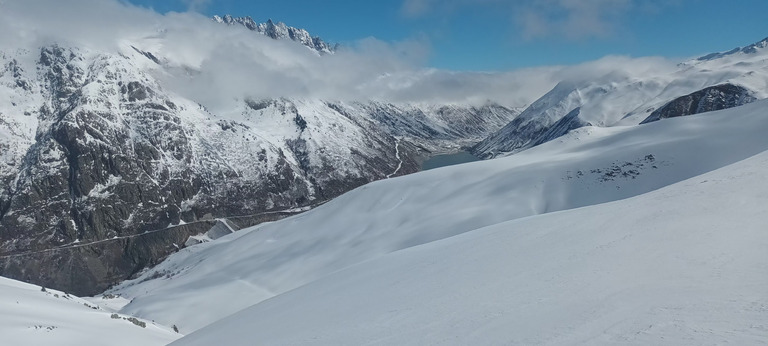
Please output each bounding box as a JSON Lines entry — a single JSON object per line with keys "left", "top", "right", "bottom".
{"left": 474, "top": 37, "right": 768, "bottom": 157}
{"left": 110, "top": 99, "right": 768, "bottom": 333}
{"left": 173, "top": 145, "right": 768, "bottom": 346}
{"left": 0, "top": 276, "right": 179, "bottom": 346}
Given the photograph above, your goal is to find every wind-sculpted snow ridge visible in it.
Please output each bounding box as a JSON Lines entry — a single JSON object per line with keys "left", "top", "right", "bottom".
{"left": 0, "top": 276, "right": 179, "bottom": 346}
{"left": 473, "top": 36, "right": 768, "bottom": 158}
{"left": 111, "top": 99, "right": 768, "bottom": 334}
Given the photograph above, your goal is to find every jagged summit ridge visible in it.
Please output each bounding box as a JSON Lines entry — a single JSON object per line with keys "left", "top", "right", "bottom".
{"left": 212, "top": 14, "right": 336, "bottom": 54}
{"left": 697, "top": 36, "right": 768, "bottom": 61}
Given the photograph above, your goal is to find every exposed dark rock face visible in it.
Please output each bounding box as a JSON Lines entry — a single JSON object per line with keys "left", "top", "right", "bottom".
{"left": 640, "top": 84, "right": 756, "bottom": 124}
{"left": 0, "top": 221, "right": 216, "bottom": 296}
{"left": 0, "top": 45, "right": 515, "bottom": 295}
{"left": 212, "top": 15, "right": 336, "bottom": 54}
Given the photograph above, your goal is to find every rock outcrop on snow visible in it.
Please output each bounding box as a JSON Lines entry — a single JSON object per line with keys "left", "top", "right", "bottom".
{"left": 213, "top": 15, "right": 336, "bottom": 54}
{"left": 640, "top": 83, "right": 756, "bottom": 124}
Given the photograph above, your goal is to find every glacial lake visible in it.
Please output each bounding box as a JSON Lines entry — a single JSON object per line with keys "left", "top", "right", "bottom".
{"left": 421, "top": 151, "right": 481, "bottom": 171}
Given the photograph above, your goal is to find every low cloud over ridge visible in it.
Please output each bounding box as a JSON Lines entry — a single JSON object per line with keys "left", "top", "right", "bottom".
{"left": 0, "top": 0, "right": 677, "bottom": 112}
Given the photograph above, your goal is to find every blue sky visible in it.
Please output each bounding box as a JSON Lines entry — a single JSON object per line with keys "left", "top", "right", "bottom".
{"left": 123, "top": 0, "right": 768, "bottom": 71}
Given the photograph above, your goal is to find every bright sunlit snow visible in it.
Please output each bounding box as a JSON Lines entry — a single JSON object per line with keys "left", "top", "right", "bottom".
{"left": 174, "top": 143, "right": 768, "bottom": 346}
{"left": 111, "top": 100, "right": 768, "bottom": 338}
{"left": 2, "top": 2, "right": 768, "bottom": 345}
{"left": 0, "top": 277, "right": 180, "bottom": 346}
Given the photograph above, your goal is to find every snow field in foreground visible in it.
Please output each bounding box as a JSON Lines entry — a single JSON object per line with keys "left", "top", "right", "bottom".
{"left": 175, "top": 141, "right": 768, "bottom": 346}
{"left": 0, "top": 277, "right": 180, "bottom": 346}
{"left": 115, "top": 100, "right": 768, "bottom": 337}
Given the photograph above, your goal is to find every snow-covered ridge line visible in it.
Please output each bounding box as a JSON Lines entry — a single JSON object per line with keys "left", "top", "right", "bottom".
{"left": 696, "top": 36, "right": 768, "bottom": 61}
{"left": 212, "top": 14, "right": 336, "bottom": 54}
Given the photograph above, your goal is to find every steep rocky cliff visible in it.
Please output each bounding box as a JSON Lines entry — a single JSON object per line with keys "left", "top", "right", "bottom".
{"left": 213, "top": 15, "right": 336, "bottom": 54}
{"left": 0, "top": 44, "right": 516, "bottom": 295}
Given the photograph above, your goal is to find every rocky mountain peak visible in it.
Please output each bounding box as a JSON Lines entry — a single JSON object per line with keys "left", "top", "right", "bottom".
{"left": 212, "top": 15, "right": 335, "bottom": 54}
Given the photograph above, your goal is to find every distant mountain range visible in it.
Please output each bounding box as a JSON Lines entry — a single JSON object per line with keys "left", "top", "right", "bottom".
{"left": 2, "top": 7, "right": 768, "bottom": 345}
{"left": 1, "top": 10, "right": 767, "bottom": 300}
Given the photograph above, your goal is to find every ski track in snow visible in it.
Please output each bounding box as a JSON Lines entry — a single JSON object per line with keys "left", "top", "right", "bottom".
{"left": 386, "top": 138, "right": 403, "bottom": 179}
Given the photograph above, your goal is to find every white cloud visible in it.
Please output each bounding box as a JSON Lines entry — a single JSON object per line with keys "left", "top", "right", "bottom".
{"left": 0, "top": 0, "right": 560, "bottom": 109}
{"left": 181, "top": 0, "right": 211, "bottom": 12}
{"left": 0, "top": 0, "right": 164, "bottom": 51}
{"left": 401, "top": 0, "right": 671, "bottom": 40}
{"left": 518, "top": 0, "right": 633, "bottom": 39}
{"left": 401, "top": 0, "right": 435, "bottom": 17}
{"left": 0, "top": 0, "right": 676, "bottom": 112}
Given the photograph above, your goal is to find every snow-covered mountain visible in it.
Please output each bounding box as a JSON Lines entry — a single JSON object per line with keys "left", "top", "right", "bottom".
{"left": 107, "top": 97, "right": 768, "bottom": 336}
{"left": 0, "top": 27, "right": 518, "bottom": 295}
{"left": 174, "top": 141, "right": 768, "bottom": 345}
{"left": 473, "top": 37, "right": 768, "bottom": 158}
{"left": 0, "top": 276, "right": 179, "bottom": 345}
{"left": 2, "top": 1, "right": 768, "bottom": 342}
{"left": 212, "top": 15, "right": 336, "bottom": 54}
{"left": 697, "top": 36, "right": 768, "bottom": 61}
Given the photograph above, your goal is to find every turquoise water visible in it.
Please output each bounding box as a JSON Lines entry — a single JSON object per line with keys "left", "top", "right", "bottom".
{"left": 421, "top": 151, "right": 481, "bottom": 171}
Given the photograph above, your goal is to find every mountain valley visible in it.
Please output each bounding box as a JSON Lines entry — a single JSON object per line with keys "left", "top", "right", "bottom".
{"left": 1, "top": 2, "right": 767, "bottom": 345}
